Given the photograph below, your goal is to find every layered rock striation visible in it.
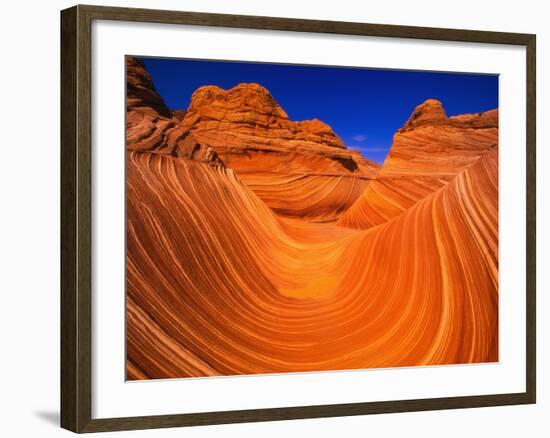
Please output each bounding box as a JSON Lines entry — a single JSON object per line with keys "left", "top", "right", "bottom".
{"left": 125, "top": 58, "right": 499, "bottom": 379}
{"left": 126, "top": 57, "right": 378, "bottom": 220}
{"left": 338, "top": 99, "right": 498, "bottom": 229}
{"left": 127, "top": 147, "right": 498, "bottom": 379}
{"left": 126, "top": 57, "right": 223, "bottom": 167}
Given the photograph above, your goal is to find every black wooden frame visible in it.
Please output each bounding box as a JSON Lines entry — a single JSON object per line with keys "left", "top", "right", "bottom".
{"left": 61, "top": 4, "right": 536, "bottom": 433}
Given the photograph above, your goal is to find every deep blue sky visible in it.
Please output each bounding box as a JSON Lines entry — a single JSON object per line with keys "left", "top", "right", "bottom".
{"left": 139, "top": 57, "right": 498, "bottom": 163}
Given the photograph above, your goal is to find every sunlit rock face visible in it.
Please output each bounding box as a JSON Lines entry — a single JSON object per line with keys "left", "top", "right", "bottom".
{"left": 180, "top": 83, "right": 384, "bottom": 220}
{"left": 125, "top": 57, "right": 380, "bottom": 220}
{"left": 337, "top": 99, "right": 498, "bottom": 229}
{"left": 125, "top": 57, "right": 498, "bottom": 380}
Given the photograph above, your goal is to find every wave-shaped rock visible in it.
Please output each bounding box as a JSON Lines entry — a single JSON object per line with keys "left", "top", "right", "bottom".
{"left": 337, "top": 99, "right": 498, "bottom": 229}
{"left": 126, "top": 147, "right": 498, "bottom": 379}
{"left": 126, "top": 59, "right": 499, "bottom": 379}
{"left": 126, "top": 57, "right": 379, "bottom": 220}
{"left": 180, "top": 82, "right": 381, "bottom": 220}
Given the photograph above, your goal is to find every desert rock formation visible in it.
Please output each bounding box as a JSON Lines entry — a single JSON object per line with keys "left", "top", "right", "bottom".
{"left": 126, "top": 57, "right": 378, "bottom": 220}
{"left": 338, "top": 99, "right": 498, "bottom": 229}
{"left": 125, "top": 57, "right": 499, "bottom": 379}
{"left": 127, "top": 147, "right": 498, "bottom": 378}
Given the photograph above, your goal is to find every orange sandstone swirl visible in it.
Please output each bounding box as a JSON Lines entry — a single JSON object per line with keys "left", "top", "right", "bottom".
{"left": 337, "top": 101, "right": 498, "bottom": 229}
{"left": 125, "top": 57, "right": 380, "bottom": 222}
{"left": 126, "top": 148, "right": 498, "bottom": 379}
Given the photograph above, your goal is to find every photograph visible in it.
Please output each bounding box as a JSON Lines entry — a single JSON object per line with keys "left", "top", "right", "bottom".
{"left": 0, "top": 0, "right": 543, "bottom": 435}
{"left": 125, "top": 56, "right": 499, "bottom": 380}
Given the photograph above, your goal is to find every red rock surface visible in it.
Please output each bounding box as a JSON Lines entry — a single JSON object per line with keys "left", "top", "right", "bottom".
{"left": 125, "top": 59, "right": 499, "bottom": 379}
{"left": 126, "top": 57, "right": 171, "bottom": 118}
{"left": 338, "top": 99, "right": 498, "bottom": 229}
{"left": 181, "top": 83, "right": 356, "bottom": 162}
{"left": 400, "top": 98, "right": 448, "bottom": 130}
{"left": 180, "top": 83, "right": 382, "bottom": 219}
{"left": 127, "top": 147, "right": 498, "bottom": 379}
{"left": 126, "top": 57, "right": 379, "bottom": 219}
{"left": 126, "top": 58, "right": 223, "bottom": 166}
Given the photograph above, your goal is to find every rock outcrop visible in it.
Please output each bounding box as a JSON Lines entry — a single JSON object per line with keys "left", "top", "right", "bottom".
{"left": 126, "top": 57, "right": 223, "bottom": 166}
{"left": 400, "top": 99, "right": 498, "bottom": 132}
{"left": 126, "top": 57, "right": 172, "bottom": 118}
{"left": 338, "top": 99, "right": 498, "bottom": 229}
{"left": 125, "top": 57, "right": 379, "bottom": 220}
{"left": 178, "top": 83, "right": 378, "bottom": 175}
{"left": 125, "top": 60, "right": 499, "bottom": 380}
{"left": 400, "top": 98, "right": 448, "bottom": 131}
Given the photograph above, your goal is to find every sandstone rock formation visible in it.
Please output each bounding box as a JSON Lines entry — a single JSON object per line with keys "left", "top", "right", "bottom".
{"left": 179, "top": 83, "right": 367, "bottom": 170}
{"left": 125, "top": 58, "right": 499, "bottom": 380}
{"left": 126, "top": 57, "right": 379, "bottom": 220}
{"left": 127, "top": 147, "right": 498, "bottom": 379}
{"left": 338, "top": 99, "right": 498, "bottom": 229}
{"left": 126, "top": 57, "right": 222, "bottom": 166}
{"left": 126, "top": 57, "right": 172, "bottom": 117}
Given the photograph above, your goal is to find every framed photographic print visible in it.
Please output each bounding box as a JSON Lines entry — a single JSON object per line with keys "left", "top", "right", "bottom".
{"left": 60, "top": 4, "right": 536, "bottom": 433}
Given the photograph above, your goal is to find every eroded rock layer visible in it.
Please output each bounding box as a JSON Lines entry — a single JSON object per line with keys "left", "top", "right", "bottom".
{"left": 338, "top": 99, "right": 498, "bottom": 229}
{"left": 126, "top": 148, "right": 498, "bottom": 379}
{"left": 126, "top": 57, "right": 378, "bottom": 220}
{"left": 126, "top": 58, "right": 499, "bottom": 379}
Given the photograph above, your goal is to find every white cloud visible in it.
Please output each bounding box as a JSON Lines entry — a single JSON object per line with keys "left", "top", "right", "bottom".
{"left": 351, "top": 134, "right": 368, "bottom": 142}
